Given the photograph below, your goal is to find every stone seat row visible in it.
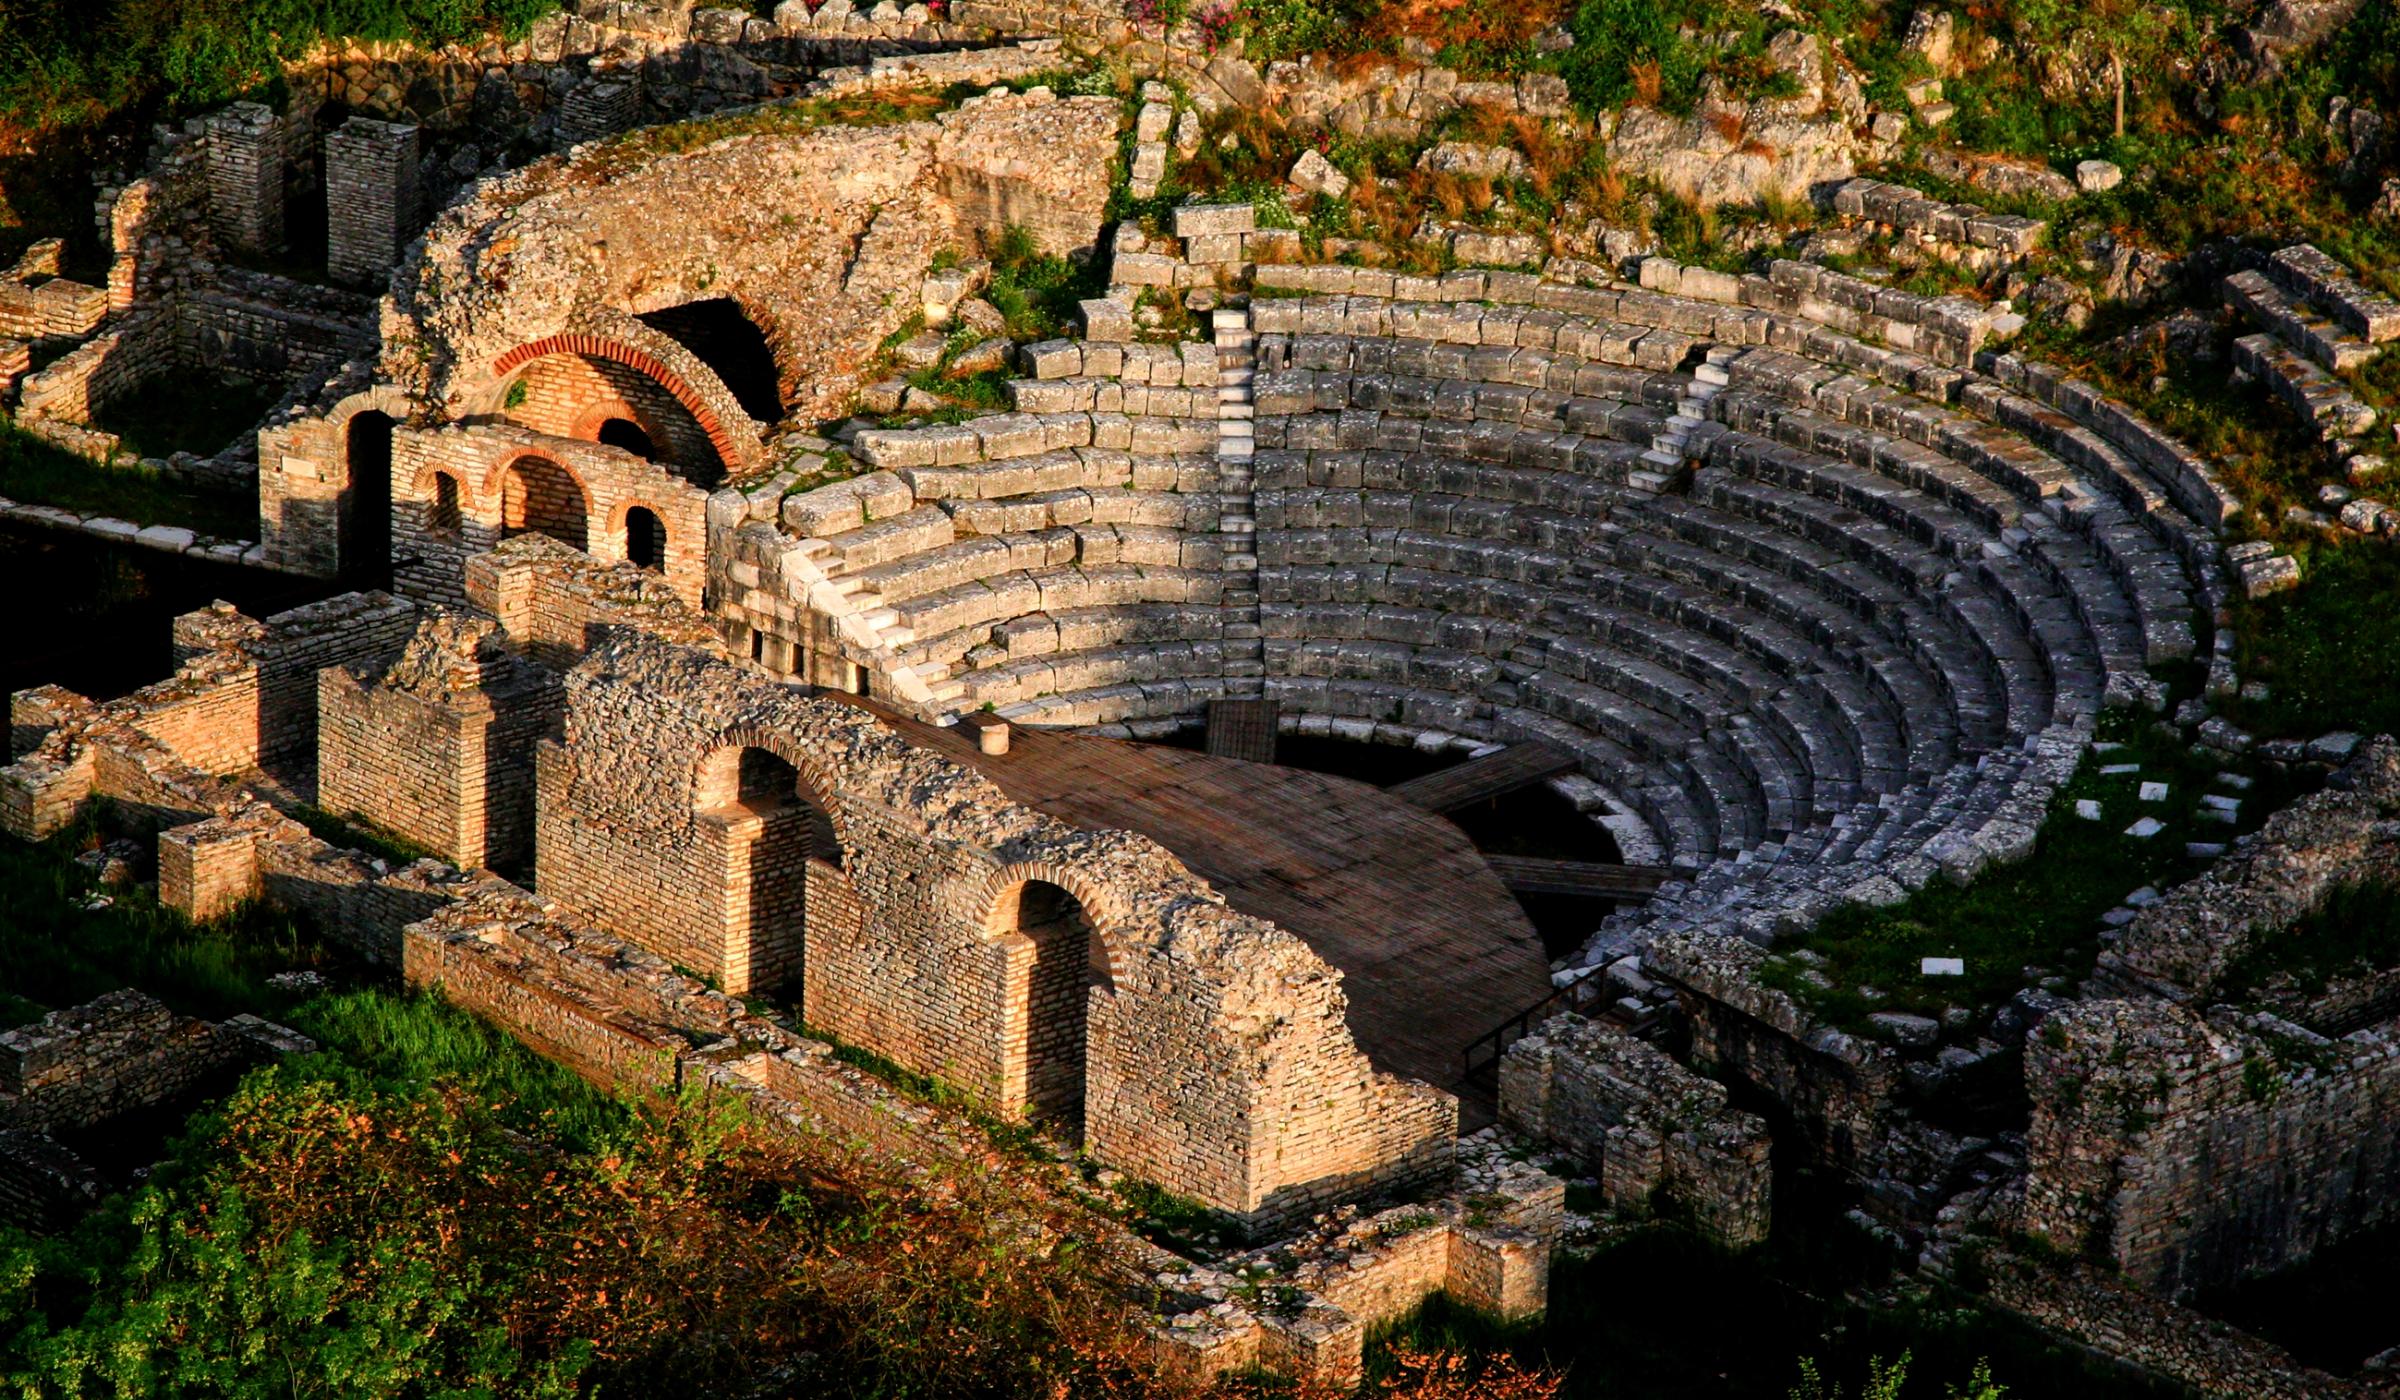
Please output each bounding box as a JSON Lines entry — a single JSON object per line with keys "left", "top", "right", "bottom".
{"left": 1690, "top": 426, "right": 2144, "bottom": 712}
{"left": 1722, "top": 350, "right": 2199, "bottom": 668}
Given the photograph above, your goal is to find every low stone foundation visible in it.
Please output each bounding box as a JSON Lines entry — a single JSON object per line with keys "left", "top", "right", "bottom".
{"left": 1498, "top": 1011, "right": 1772, "bottom": 1247}
{"left": 0, "top": 989, "right": 314, "bottom": 1226}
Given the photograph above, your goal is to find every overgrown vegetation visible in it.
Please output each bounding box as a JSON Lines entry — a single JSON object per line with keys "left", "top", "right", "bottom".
{"left": 1759, "top": 706, "right": 2298, "bottom": 1036}
{"left": 0, "top": 423, "right": 254, "bottom": 539}
{"left": 2221, "top": 878, "right": 2400, "bottom": 1001}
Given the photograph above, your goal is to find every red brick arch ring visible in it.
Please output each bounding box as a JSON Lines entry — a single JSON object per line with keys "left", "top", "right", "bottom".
{"left": 410, "top": 462, "right": 479, "bottom": 512}
{"left": 971, "top": 861, "right": 1131, "bottom": 987}
{"left": 495, "top": 333, "right": 750, "bottom": 472}
{"left": 690, "top": 727, "right": 851, "bottom": 863}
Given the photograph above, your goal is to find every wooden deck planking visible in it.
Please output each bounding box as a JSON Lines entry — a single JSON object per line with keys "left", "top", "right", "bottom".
{"left": 875, "top": 711, "right": 1554, "bottom": 1125}
{"left": 1384, "top": 740, "right": 1578, "bottom": 813}
{"left": 1484, "top": 855, "right": 1670, "bottom": 900}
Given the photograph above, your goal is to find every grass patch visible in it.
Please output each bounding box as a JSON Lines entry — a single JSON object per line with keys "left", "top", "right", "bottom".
{"left": 0, "top": 808, "right": 331, "bottom": 1027}
{"left": 0, "top": 421, "right": 254, "bottom": 539}
{"left": 2228, "top": 541, "right": 2400, "bottom": 742}
{"left": 87, "top": 372, "right": 280, "bottom": 460}
{"left": 1759, "top": 708, "right": 2299, "bottom": 1037}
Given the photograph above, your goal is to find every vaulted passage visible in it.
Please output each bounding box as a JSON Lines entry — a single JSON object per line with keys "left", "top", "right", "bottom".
{"left": 596, "top": 416, "right": 657, "bottom": 459}
{"left": 343, "top": 410, "right": 395, "bottom": 585}
{"left": 498, "top": 454, "right": 588, "bottom": 551}
{"left": 625, "top": 506, "right": 667, "bottom": 571}
{"left": 695, "top": 746, "right": 824, "bottom": 995}
{"left": 637, "top": 297, "right": 784, "bottom": 424}
{"left": 995, "top": 879, "right": 1111, "bottom": 1145}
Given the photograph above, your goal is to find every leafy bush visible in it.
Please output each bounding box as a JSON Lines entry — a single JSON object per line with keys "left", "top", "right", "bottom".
{"left": 0, "top": 0, "right": 559, "bottom": 132}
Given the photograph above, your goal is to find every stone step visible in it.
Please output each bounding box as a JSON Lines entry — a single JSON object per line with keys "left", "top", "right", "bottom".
{"left": 1212, "top": 309, "right": 1251, "bottom": 332}
{"left": 1221, "top": 402, "right": 1254, "bottom": 420}
{"left": 1221, "top": 368, "right": 1256, "bottom": 386}
{"left": 1220, "top": 517, "right": 1256, "bottom": 533}
{"left": 1696, "top": 363, "right": 1731, "bottom": 386}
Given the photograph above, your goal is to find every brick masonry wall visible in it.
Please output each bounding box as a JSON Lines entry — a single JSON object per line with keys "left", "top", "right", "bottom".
{"left": 528, "top": 624, "right": 1453, "bottom": 1220}
{"left": 325, "top": 117, "right": 420, "bottom": 287}
{"left": 389, "top": 422, "right": 710, "bottom": 608}
{"left": 202, "top": 102, "right": 285, "bottom": 258}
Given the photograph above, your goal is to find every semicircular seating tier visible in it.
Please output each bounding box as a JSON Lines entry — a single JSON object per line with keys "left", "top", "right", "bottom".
{"left": 753, "top": 268, "right": 2229, "bottom": 963}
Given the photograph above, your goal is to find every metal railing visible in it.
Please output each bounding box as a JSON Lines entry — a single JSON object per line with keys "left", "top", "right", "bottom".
{"left": 1460, "top": 972, "right": 1612, "bottom": 1085}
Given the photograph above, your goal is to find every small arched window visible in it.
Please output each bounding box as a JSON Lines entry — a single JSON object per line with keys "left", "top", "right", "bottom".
{"left": 429, "top": 473, "right": 462, "bottom": 534}
{"left": 597, "top": 417, "right": 657, "bottom": 458}
{"left": 625, "top": 505, "right": 666, "bottom": 571}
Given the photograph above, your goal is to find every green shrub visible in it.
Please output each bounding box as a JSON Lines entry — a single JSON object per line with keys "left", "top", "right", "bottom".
{"left": 1559, "top": 0, "right": 1702, "bottom": 116}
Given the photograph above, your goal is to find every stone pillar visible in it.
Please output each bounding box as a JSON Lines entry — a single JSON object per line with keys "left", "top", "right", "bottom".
{"left": 158, "top": 818, "right": 262, "bottom": 924}
{"left": 324, "top": 117, "right": 421, "bottom": 287}
{"left": 558, "top": 71, "right": 642, "bottom": 147}
{"left": 205, "top": 102, "right": 284, "bottom": 258}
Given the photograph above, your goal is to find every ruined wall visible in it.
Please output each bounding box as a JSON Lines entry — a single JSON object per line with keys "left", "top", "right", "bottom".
{"left": 1979, "top": 1249, "right": 2388, "bottom": 1400}
{"left": 318, "top": 611, "right": 562, "bottom": 871}
{"left": 389, "top": 89, "right": 1112, "bottom": 432}
{"left": 2099, "top": 737, "right": 2400, "bottom": 1002}
{"left": 0, "top": 989, "right": 314, "bottom": 1226}
{"left": 388, "top": 421, "right": 711, "bottom": 607}
{"left": 529, "top": 626, "right": 1452, "bottom": 1221}
{"left": 2025, "top": 998, "right": 2400, "bottom": 1297}
{"left": 1499, "top": 1011, "right": 1772, "bottom": 1246}
{"left": 1644, "top": 930, "right": 1903, "bottom": 1179}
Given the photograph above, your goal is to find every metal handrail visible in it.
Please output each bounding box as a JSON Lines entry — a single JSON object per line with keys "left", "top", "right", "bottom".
{"left": 1460, "top": 972, "right": 1610, "bottom": 1083}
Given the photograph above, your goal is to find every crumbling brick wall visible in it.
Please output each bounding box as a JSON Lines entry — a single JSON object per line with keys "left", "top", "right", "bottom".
{"left": 1500, "top": 1011, "right": 1772, "bottom": 1246}
{"left": 319, "top": 610, "right": 562, "bottom": 871}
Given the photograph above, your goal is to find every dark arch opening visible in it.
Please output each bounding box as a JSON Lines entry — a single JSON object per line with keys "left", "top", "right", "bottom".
{"left": 625, "top": 506, "right": 666, "bottom": 571}
{"left": 637, "top": 297, "right": 784, "bottom": 423}
{"left": 999, "top": 881, "right": 1112, "bottom": 1146}
{"left": 428, "top": 472, "right": 463, "bottom": 534}
{"left": 498, "top": 455, "right": 588, "bottom": 551}
{"left": 596, "top": 416, "right": 657, "bottom": 459}
{"left": 343, "top": 411, "right": 396, "bottom": 587}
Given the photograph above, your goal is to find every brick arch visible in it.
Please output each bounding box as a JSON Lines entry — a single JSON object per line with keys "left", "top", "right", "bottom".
{"left": 410, "top": 461, "right": 479, "bottom": 511}
{"left": 973, "top": 861, "right": 1132, "bottom": 987}
{"left": 485, "top": 452, "right": 592, "bottom": 552}
{"left": 689, "top": 726, "right": 850, "bottom": 863}
{"left": 495, "top": 331, "right": 752, "bottom": 473}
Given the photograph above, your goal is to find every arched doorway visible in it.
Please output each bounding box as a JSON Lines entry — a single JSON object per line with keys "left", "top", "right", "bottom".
{"left": 993, "top": 880, "right": 1113, "bottom": 1144}
{"left": 344, "top": 411, "right": 396, "bottom": 586}
{"left": 596, "top": 416, "right": 657, "bottom": 458}
{"left": 694, "top": 745, "right": 840, "bottom": 995}
{"left": 625, "top": 506, "right": 667, "bottom": 571}
{"left": 427, "top": 471, "right": 464, "bottom": 535}
{"left": 498, "top": 454, "right": 588, "bottom": 551}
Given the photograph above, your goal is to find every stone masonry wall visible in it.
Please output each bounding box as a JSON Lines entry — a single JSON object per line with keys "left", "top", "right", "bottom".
{"left": 1645, "top": 930, "right": 1904, "bottom": 1178}
{"left": 2098, "top": 736, "right": 2400, "bottom": 1001}
{"left": 1499, "top": 1011, "right": 1772, "bottom": 1246}
{"left": 2025, "top": 997, "right": 2400, "bottom": 1297}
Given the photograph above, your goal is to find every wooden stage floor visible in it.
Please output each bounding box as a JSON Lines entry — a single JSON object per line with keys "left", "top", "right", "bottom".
{"left": 884, "top": 714, "right": 1555, "bottom": 1125}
